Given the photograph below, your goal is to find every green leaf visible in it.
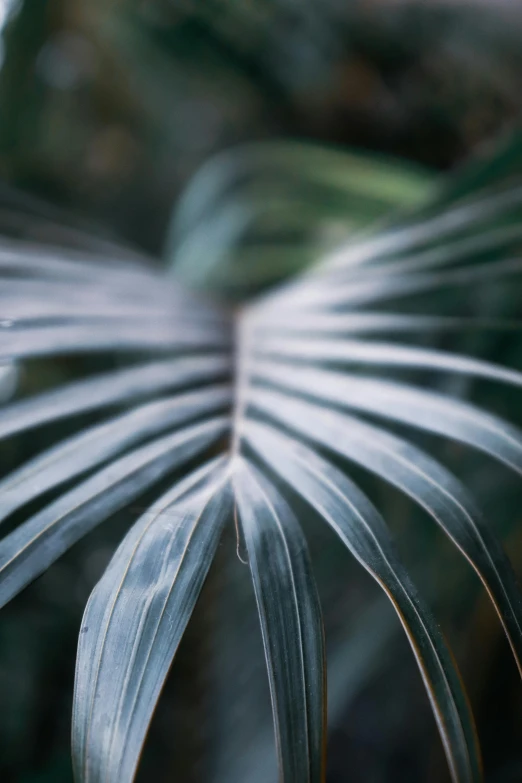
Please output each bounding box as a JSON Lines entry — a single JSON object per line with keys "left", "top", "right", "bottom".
{"left": 168, "top": 141, "right": 435, "bottom": 295}
{"left": 172, "top": 142, "right": 434, "bottom": 238}
{"left": 253, "top": 181, "right": 522, "bottom": 304}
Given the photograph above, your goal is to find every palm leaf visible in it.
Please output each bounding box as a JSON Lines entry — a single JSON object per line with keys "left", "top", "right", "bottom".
{"left": 0, "top": 418, "right": 228, "bottom": 608}
{"left": 72, "top": 460, "right": 232, "bottom": 782}
{"left": 245, "top": 421, "right": 481, "bottom": 782}
{"left": 233, "top": 460, "right": 326, "bottom": 782}
{"left": 0, "top": 355, "right": 230, "bottom": 439}
{"left": 2, "top": 139, "right": 522, "bottom": 782}
{"left": 252, "top": 363, "right": 522, "bottom": 472}
{"left": 0, "top": 387, "right": 230, "bottom": 522}
{"left": 247, "top": 396, "right": 522, "bottom": 674}
{"left": 253, "top": 335, "right": 522, "bottom": 387}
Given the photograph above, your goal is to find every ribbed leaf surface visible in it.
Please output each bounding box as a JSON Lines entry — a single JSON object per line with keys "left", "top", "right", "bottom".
{"left": 251, "top": 388, "right": 522, "bottom": 675}
{"left": 254, "top": 337, "right": 522, "bottom": 388}
{"left": 254, "top": 362, "right": 522, "bottom": 472}
{"left": 0, "top": 418, "right": 227, "bottom": 607}
{"left": 246, "top": 421, "right": 481, "bottom": 783}
{"left": 0, "top": 355, "right": 230, "bottom": 440}
{"left": 0, "top": 386, "right": 230, "bottom": 522}
{"left": 72, "top": 460, "right": 231, "bottom": 783}
{"left": 2, "top": 140, "right": 522, "bottom": 783}
{"left": 233, "top": 460, "right": 326, "bottom": 783}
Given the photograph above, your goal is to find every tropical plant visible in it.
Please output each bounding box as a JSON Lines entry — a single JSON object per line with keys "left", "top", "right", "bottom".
{"left": 1, "top": 133, "right": 522, "bottom": 783}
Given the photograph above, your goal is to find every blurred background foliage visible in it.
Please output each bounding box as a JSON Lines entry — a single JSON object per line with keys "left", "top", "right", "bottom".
{"left": 1, "top": 0, "right": 522, "bottom": 781}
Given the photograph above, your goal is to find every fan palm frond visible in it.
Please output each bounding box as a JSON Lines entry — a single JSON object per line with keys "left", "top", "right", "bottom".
{"left": 2, "top": 139, "right": 522, "bottom": 783}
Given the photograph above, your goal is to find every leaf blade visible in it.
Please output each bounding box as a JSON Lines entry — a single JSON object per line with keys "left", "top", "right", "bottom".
{"left": 246, "top": 420, "right": 482, "bottom": 783}
{"left": 72, "top": 460, "right": 232, "bottom": 783}
{"left": 0, "top": 385, "right": 231, "bottom": 523}
{"left": 253, "top": 362, "right": 522, "bottom": 473}
{"left": 0, "top": 355, "right": 230, "bottom": 440}
{"left": 0, "top": 417, "right": 228, "bottom": 607}
{"left": 233, "top": 459, "right": 326, "bottom": 783}
{"left": 254, "top": 337, "right": 522, "bottom": 388}
{"left": 250, "top": 388, "right": 522, "bottom": 677}
{"left": 0, "top": 321, "right": 229, "bottom": 359}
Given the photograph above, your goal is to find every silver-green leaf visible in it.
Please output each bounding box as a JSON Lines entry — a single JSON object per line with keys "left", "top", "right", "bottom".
{"left": 233, "top": 459, "right": 327, "bottom": 783}
{"left": 72, "top": 459, "right": 232, "bottom": 783}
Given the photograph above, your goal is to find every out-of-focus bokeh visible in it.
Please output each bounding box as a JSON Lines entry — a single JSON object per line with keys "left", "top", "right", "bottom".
{"left": 1, "top": 0, "right": 522, "bottom": 252}
{"left": 1, "top": 1, "right": 522, "bottom": 781}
